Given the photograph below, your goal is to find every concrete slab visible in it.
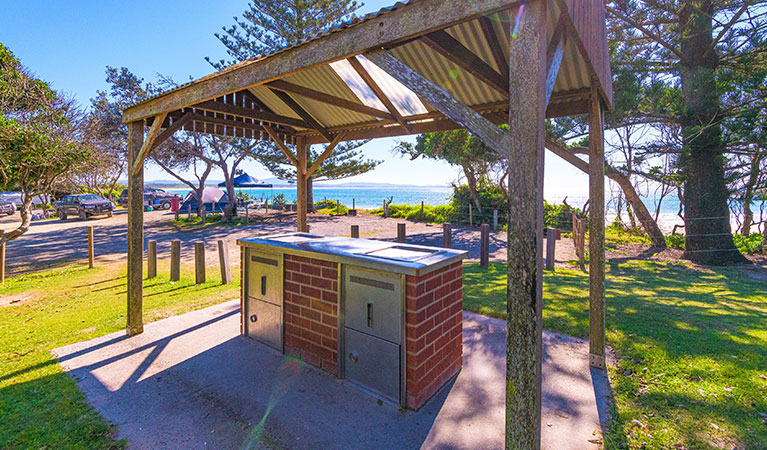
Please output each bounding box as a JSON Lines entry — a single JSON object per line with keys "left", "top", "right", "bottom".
{"left": 53, "top": 301, "right": 611, "bottom": 449}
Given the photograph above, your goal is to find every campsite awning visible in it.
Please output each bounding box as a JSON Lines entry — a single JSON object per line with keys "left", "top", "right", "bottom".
{"left": 218, "top": 173, "right": 272, "bottom": 188}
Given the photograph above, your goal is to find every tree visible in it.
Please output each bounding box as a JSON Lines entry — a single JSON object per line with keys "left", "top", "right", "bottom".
{"left": 257, "top": 139, "right": 379, "bottom": 210}
{"left": 605, "top": 0, "right": 767, "bottom": 264}
{"left": 208, "top": 0, "right": 380, "bottom": 209}
{"left": 0, "top": 43, "right": 89, "bottom": 244}
{"left": 393, "top": 130, "right": 504, "bottom": 213}
{"left": 151, "top": 132, "right": 214, "bottom": 217}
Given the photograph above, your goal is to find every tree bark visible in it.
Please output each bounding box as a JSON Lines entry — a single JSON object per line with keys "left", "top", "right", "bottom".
{"left": 679, "top": 0, "right": 747, "bottom": 264}
{"left": 462, "top": 164, "right": 483, "bottom": 213}
{"left": 740, "top": 150, "right": 763, "bottom": 236}
{"left": 306, "top": 177, "right": 315, "bottom": 213}
{"left": 606, "top": 167, "right": 667, "bottom": 247}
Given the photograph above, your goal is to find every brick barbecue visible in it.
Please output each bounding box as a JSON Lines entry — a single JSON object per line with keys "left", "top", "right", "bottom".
{"left": 238, "top": 233, "right": 467, "bottom": 410}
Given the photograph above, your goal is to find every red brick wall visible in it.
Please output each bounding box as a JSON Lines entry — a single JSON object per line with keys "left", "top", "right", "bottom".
{"left": 240, "top": 247, "right": 244, "bottom": 335}
{"left": 405, "top": 261, "right": 463, "bottom": 409}
{"left": 283, "top": 254, "right": 340, "bottom": 375}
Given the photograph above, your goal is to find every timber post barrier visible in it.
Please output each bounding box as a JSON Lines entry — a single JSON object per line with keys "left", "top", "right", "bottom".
{"left": 218, "top": 240, "right": 231, "bottom": 284}
{"left": 397, "top": 223, "right": 406, "bottom": 243}
{"left": 480, "top": 224, "right": 490, "bottom": 269}
{"left": 443, "top": 222, "right": 452, "bottom": 248}
{"left": 351, "top": 225, "right": 359, "bottom": 238}
{"left": 147, "top": 240, "right": 157, "bottom": 278}
{"left": 170, "top": 240, "right": 181, "bottom": 281}
{"left": 194, "top": 242, "right": 205, "bottom": 284}
{"left": 88, "top": 226, "right": 94, "bottom": 269}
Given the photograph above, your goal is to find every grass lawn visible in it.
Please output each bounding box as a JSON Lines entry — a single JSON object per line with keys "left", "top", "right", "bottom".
{"left": 0, "top": 261, "right": 240, "bottom": 448}
{"left": 463, "top": 261, "right": 767, "bottom": 448}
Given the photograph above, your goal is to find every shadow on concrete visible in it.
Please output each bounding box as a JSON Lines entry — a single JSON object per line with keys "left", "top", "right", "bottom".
{"left": 52, "top": 302, "right": 611, "bottom": 449}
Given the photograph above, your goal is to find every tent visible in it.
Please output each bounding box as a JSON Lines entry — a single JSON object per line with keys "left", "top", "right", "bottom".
{"left": 179, "top": 187, "right": 230, "bottom": 214}
{"left": 218, "top": 173, "right": 272, "bottom": 188}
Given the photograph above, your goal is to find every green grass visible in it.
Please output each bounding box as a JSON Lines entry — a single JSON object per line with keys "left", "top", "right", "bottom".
{"left": 463, "top": 261, "right": 767, "bottom": 448}
{"left": 171, "top": 213, "right": 251, "bottom": 230}
{"left": 0, "top": 261, "right": 240, "bottom": 448}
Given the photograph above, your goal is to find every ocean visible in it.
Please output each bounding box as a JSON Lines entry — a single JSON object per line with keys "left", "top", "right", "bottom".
{"left": 168, "top": 186, "right": 454, "bottom": 210}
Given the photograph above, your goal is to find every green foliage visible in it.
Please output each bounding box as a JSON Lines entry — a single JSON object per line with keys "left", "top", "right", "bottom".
{"left": 370, "top": 203, "right": 453, "bottom": 223}
{"left": 605, "top": 220, "right": 652, "bottom": 246}
{"left": 315, "top": 199, "right": 348, "bottom": 215}
{"left": 543, "top": 200, "right": 584, "bottom": 232}
{"left": 235, "top": 189, "right": 251, "bottom": 202}
{"left": 272, "top": 193, "right": 287, "bottom": 208}
{"left": 665, "top": 233, "right": 685, "bottom": 250}
{"left": 449, "top": 184, "right": 505, "bottom": 226}
{"left": 463, "top": 261, "right": 767, "bottom": 448}
{"left": 732, "top": 233, "right": 764, "bottom": 255}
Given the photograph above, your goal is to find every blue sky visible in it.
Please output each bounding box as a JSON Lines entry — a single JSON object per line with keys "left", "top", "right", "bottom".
{"left": 1, "top": 0, "right": 589, "bottom": 197}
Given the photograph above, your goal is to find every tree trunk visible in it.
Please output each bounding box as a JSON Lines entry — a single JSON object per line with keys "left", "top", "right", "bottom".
{"left": 306, "top": 177, "right": 315, "bottom": 213}
{"left": 606, "top": 167, "right": 667, "bottom": 247}
{"left": 222, "top": 167, "right": 236, "bottom": 220}
{"left": 679, "top": 1, "right": 746, "bottom": 264}
{"left": 0, "top": 193, "right": 33, "bottom": 245}
{"left": 740, "top": 151, "right": 763, "bottom": 236}
{"left": 462, "top": 164, "right": 483, "bottom": 213}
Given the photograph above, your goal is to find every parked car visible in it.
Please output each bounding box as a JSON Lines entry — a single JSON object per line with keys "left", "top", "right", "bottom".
{"left": 117, "top": 187, "right": 181, "bottom": 210}
{"left": 0, "top": 193, "right": 22, "bottom": 210}
{"left": 54, "top": 194, "right": 113, "bottom": 220}
{"left": 0, "top": 200, "right": 14, "bottom": 216}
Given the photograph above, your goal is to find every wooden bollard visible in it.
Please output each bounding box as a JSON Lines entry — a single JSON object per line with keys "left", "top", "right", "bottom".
{"left": 351, "top": 225, "right": 359, "bottom": 238}
{"left": 469, "top": 203, "right": 473, "bottom": 227}
{"left": 88, "top": 226, "right": 94, "bottom": 268}
{"left": 170, "top": 240, "right": 181, "bottom": 281}
{"left": 421, "top": 201, "right": 424, "bottom": 214}
{"left": 397, "top": 223, "right": 406, "bottom": 243}
{"left": 443, "top": 222, "right": 452, "bottom": 248}
{"left": 147, "top": 240, "right": 157, "bottom": 278}
{"left": 480, "top": 224, "right": 490, "bottom": 269}
{"left": 545, "top": 228, "right": 558, "bottom": 271}
{"left": 187, "top": 203, "right": 192, "bottom": 219}
{"left": 493, "top": 209, "right": 498, "bottom": 231}
{"left": 383, "top": 200, "right": 388, "bottom": 218}
{"left": 174, "top": 209, "right": 179, "bottom": 221}
{"left": 352, "top": 198, "right": 355, "bottom": 210}
{"left": 0, "top": 232, "right": 5, "bottom": 284}
{"left": 217, "top": 240, "right": 231, "bottom": 284}
{"left": 194, "top": 242, "right": 205, "bottom": 284}
{"left": 337, "top": 199, "right": 340, "bottom": 215}
{"left": 245, "top": 204, "right": 249, "bottom": 225}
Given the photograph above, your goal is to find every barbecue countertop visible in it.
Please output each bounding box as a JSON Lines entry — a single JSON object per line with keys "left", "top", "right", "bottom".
{"left": 237, "top": 233, "right": 467, "bottom": 276}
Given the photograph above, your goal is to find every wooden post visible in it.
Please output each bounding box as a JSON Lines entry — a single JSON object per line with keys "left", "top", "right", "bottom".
{"left": 88, "top": 226, "right": 94, "bottom": 269}
{"left": 337, "top": 199, "right": 340, "bottom": 215}
{"left": 297, "top": 137, "right": 308, "bottom": 232}
{"left": 443, "top": 222, "right": 452, "bottom": 248}
{"left": 195, "top": 242, "right": 205, "bottom": 284}
{"left": 469, "top": 203, "right": 473, "bottom": 227}
{"left": 383, "top": 200, "right": 388, "bottom": 218}
{"left": 351, "top": 225, "right": 359, "bottom": 238}
{"left": 589, "top": 83, "right": 606, "bottom": 370}
{"left": 187, "top": 203, "right": 191, "bottom": 219}
{"left": 0, "top": 231, "right": 5, "bottom": 284}
{"left": 505, "top": 0, "right": 547, "bottom": 447}
{"left": 147, "top": 240, "right": 157, "bottom": 278}
{"left": 175, "top": 209, "right": 179, "bottom": 221}
{"left": 170, "top": 239, "right": 181, "bottom": 282}
{"left": 218, "top": 240, "right": 231, "bottom": 284}
{"left": 397, "top": 223, "right": 406, "bottom": 243}
{"left": 352, "top": 198, "right": 355, "bottom": 210}
{"left": 245, "top": 204, "right": 249, "bottom": 225}
{"left": 480, "top": 224, "right": 490, "bottom": 269}
{"left": 421, "top": 201, "right": 424, "bottom": 214}
{"left": 126, "top": 120, "right": 144, "bottom": 336}
{"left": 545, "top": 229, "right": 556, "bottom": 271}
{"left": 493, "top": 209, "right": 498, "bottom": 231}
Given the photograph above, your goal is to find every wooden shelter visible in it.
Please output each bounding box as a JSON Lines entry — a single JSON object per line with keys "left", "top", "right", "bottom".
{"left": 121, "top": 0, "right": 611, "bottom": 444}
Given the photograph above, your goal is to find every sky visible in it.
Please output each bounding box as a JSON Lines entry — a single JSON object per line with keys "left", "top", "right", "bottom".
{"left": 0, "top": 0, "right": 591, "bottom": 199}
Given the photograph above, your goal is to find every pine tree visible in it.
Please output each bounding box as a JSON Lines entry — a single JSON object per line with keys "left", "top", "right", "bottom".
{"left": 207, "top": 0, "right": 380, "bottom": 211}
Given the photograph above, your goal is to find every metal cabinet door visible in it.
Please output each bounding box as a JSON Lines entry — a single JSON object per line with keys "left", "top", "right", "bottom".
{"left": 344, "top": 266, "right": 402, "bottom": 344}
{"left": 245, "top": 298, "right": 282, "bottom": 350}
{"left": 246, "top": 250, "right": 282, "bottom": 306}
{"left": 344, "top": 327, "right": 400, "bottom": 402}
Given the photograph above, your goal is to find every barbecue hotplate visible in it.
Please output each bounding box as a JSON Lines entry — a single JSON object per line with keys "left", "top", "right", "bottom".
{"left": 361, "top": 245, "right": 441, "bottom": 262}
{"left": 264, "top": 233, "right": 325, "bottom": 244}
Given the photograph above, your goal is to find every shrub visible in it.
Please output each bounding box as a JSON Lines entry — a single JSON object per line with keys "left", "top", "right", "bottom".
{"left": 315, "top": 199, "right": 348, "bottom": 215}
{"left": 370, "top": 203, "right": 453, "bottom": 223}
{"left": 665, "top": 233, "right": 685, "bottom": 250}
{"left": 732, "top": 233, "right": 764, "bottom": 255}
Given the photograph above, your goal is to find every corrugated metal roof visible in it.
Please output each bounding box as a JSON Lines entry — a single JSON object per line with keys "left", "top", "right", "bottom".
{"left": 127, "top": 0, "right": 601, "bottom": 140}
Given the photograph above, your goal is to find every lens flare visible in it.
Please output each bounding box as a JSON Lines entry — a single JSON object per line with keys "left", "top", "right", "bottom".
{"left": 241, "top": 355, "right": 306, "bottom": 449}
{"left": 512, "top": 2, "right": 525, "bottom": 39}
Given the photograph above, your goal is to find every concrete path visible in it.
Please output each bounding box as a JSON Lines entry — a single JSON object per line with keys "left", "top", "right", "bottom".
{"left": 53, "top": 301, "right": 611, "bottom": 449}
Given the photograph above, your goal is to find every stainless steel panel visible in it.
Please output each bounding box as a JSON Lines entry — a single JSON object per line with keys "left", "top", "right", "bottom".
{"left": 344, "top": 327, "right": 400, "bottom": 402}
{"left": 246, "top": 251, "right": 282, "bottom": 306}
{"left": 344, "top": 266, "right": 402, "bottom": 343}
{"left": 245, "top": 298, "right": 283, "bottom": 350}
